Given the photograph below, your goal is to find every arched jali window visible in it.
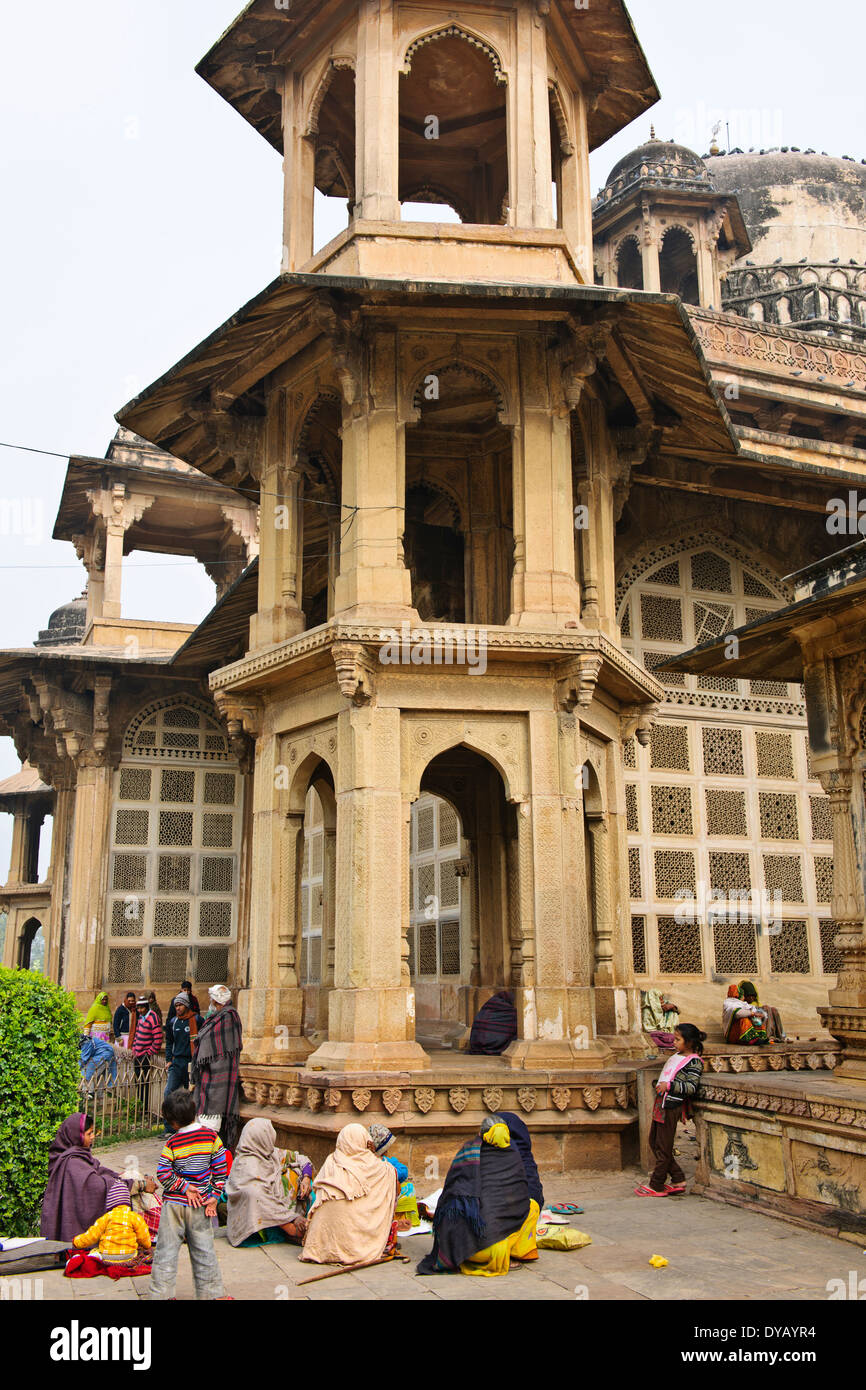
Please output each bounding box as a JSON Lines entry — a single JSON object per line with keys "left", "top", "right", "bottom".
{"left": 106, "top": 699, "right": 242, "bottom": 989}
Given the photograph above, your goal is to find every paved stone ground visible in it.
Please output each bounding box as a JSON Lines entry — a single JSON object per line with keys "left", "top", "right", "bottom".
{"left": 6, "top": 1128, "right": 862, "bottom": 1301}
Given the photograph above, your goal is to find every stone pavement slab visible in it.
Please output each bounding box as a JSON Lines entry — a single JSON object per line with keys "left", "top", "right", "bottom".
{"left": 3, "top": 1130, "right": 862, "bottom": 1302}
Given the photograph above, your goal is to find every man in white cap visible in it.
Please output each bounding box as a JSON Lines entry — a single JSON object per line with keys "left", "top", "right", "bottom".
{"left": 192, "top": 985, "right": 243, "bottom": 1151}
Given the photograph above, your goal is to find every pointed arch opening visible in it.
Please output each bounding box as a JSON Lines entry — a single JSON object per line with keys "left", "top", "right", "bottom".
{"left": 616, "top": 235, "right": 644, "bottom": 291}
{"left": 399, "top": 30, "right": 508, "bottom": 225}
{"left": 659, "top": 225, "right": 699, "bottom": 304}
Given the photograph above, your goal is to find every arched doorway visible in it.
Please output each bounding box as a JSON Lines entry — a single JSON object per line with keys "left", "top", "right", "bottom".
{"left": 414, "top": 744, "right": 516, "bottom": 1048}
{"left": 616, "top": 235, "right": 644, "bottom": 290}
{"left": 17, "top": 916, "right": 44, "bottom": 971}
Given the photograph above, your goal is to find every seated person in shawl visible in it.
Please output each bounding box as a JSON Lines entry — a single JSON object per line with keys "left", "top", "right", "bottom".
{"left": 498, "top": 1111, "right": 544, "bottom": 1223}
{"left": 417, "top": 1115, "right": 538, "bottom": 1277}
{"left": 193, "top": 985, "right": 244, "bottom": 1153}
{"left": 71, "top": 1177, "right": 152, "bottom": 1268}
{"left": 41, "top": 1113, "right": 149, "bottom": 1242}
{"left": 300, "top": 1122, "right": 399, "bottom": 1267}
{"left": 641, "top": 989, "right": 680, "bottom": 1049}
{"left": 225, "top": 1117, "right": 313, "bottom": 1247}
{"left": 368, "top": 1124, "right": 419, "bottom": 1229}
{"left": 723, "top": 981, "right": 784, "bottom": 1045}
{"left": 466, "top": 989, "right": 518, "bottom": 1056}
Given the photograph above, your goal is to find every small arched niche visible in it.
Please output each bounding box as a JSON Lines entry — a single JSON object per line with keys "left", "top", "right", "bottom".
{"left": 399, "top": 31, "right": 508, "bottom": 226}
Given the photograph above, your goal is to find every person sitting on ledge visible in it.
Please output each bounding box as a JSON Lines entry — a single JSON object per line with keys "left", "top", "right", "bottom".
{"left": 466, "top": 989, "right": 518, "bottom": 1055}
{"left": 723, "top": 981, "right": 785, "bottom": 1044}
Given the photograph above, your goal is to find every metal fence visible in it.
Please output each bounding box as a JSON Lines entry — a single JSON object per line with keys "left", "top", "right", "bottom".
{"left": 77, "top": 1047, "right": 168, "bottom": 1143}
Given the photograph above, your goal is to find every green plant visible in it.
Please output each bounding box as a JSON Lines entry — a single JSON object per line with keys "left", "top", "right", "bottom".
{"left": 0, "top": 968, "right": 82, "bottom": 1235}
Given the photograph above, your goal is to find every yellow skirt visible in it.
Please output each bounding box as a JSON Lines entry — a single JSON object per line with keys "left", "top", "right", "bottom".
{"left": 460, "top": 1199, "right": 540, "bottom": 1277}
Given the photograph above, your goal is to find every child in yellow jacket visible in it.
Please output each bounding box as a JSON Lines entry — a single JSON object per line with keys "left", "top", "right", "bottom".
{"left": 73, "top": 1179, "right": 152, "bottom": 1265}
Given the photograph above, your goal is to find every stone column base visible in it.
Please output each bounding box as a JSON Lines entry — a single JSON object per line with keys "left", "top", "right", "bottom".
{"left": 304, "top": 987, "right": 431, "bottom": 1072}
{"left": 819, "top": 1005, "right": 866, "bottom": 1080}
{"left": 237, "top": 986, "right": 312, "bottom": 1065}
{"left": 502, "top": 1037, "right": 614, "bottom": 1068}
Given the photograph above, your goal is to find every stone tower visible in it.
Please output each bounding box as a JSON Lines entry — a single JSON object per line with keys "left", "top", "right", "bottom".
{"left": 118, "top": 0, "right": 738, "bottom": 1158}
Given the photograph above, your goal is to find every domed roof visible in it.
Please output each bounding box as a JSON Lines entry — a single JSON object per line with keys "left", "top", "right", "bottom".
{"left": 35, "top": 592, "right": 87, "bottom": 648}
{"left": 704, "top": 149, "right": 866, "bottom": 266}
{"left": 599, "top": 134, "right": 713, "bottom": 210}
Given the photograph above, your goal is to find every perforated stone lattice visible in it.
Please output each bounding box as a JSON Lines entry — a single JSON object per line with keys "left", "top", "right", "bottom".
{"left": 651, "top": 784, "right": 693, "bottom": 835}
{"left": 713, "top": 920, "right": 758, "bottom": 975}
{"left": 657, "top": 916, "right": 702, "bottom": 974}
{"left": 651, "top": 723, "right": 691, "bottom": 771}
{"left": 769, "top": 920, "right": 810, "bottom": 974}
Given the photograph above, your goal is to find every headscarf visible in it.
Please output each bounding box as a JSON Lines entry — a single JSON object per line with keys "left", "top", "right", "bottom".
{"left": 82, "top": 992, "right": 111, "bottom": 1027}
{"left": 40, "top": 1114, "right": 129, "bottom": 1241}
{"left": 368, "top": 1124, "right": 395, "bottom": 1157}
{"left": 310, "top": 1124, "right": 394, "bottom": 1205}
{"left": 225, "top": 1118, "right": 308, "bottom": 1247}
{"left": 209, "top": 985, "right": 232, "bottom": 1005}
{"left": 498, "top": 1111, "right": 544, "bottom": 1209}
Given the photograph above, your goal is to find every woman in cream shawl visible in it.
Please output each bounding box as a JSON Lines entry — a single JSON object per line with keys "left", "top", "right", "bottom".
{"left": 300, "top": 1122, "right": 399, "bottom": 1266}
{"left": 225, "top": 1118, "right": 312, "bottom": 1247}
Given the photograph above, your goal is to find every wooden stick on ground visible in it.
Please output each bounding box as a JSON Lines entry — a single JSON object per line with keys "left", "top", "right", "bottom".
{"left": 297, "top": 1252, "right": 411, "bottom": 1286}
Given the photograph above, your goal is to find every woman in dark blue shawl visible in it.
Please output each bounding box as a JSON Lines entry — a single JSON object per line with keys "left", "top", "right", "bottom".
{"left": 498, "top": 1111, "right": 544, "bottom": 1209}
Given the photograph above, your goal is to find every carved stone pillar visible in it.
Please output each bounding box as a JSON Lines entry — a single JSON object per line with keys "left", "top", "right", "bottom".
{"left": 250, "top": 389, "right": 306, "bottom": 651}
{"left": 587, "top": 816, "right": 614, "bottom": 987}
{"left": 64, "top": 754, "right": 113, "bottom": 1003}
{"left": 817, "top": 766, "right": 866, "bottom": 1078}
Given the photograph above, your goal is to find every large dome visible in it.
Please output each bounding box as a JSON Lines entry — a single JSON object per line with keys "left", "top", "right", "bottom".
{"left": 704, "top": 150, "right": 866, "bottom": 266}
{"left": 599, "top": 136, "right": 713, "bottom": 210}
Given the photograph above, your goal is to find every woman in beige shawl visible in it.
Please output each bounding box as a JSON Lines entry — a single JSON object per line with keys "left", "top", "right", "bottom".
{"left": 300, "top": 1122, "right": 399, "bottom": 1266}
{"left": 225, "top": 1118, "right": 312, "bottom": 1247}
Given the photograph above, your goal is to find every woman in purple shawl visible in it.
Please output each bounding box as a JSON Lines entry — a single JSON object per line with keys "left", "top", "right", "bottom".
{"left": 467, "top": 990, "right": 518, "bottom": 1055}
{"left": 40, "top": 1113, "right": 130, "bottom": 1242}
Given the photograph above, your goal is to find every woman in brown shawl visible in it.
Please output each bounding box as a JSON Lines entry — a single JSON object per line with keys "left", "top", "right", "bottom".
{"left": 193, "top": 985, "right": 243, "bottom": 1153}
{"left": 40, "top": 1113, "right": 131, "bottom": 1242}
{"left": 225, "top": 1118, "right": 312, "bottom": 1247}
{"left": 300, "top": 1123, "right": 399, "bottom": 1267}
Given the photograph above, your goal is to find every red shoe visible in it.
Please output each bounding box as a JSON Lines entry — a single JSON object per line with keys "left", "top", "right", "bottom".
{"left": 634, "top": 1184, "right": 667, "bottom": 1197}
{"left": 664, "top": 1183, "right": 686, "bottom": 1194}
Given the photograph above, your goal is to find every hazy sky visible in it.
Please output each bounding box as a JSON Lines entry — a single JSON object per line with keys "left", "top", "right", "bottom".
{"left": 1, "top": 0, "right": 863, "bottom": 870}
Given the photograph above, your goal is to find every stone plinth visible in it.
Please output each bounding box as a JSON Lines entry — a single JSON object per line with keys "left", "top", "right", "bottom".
{"left": 693, "top": 1069, "right": 866, "bottom": 1240}
{"left": 237, "top": 1056, "right": 642, "bottom": 1171}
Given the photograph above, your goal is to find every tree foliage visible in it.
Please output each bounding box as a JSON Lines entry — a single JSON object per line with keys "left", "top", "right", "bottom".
{"left": 0, "top": 968, "right": 81, "bottom": 1236}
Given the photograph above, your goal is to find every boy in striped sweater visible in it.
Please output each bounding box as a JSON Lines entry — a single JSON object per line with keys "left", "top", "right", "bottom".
{"left": 148, "top": 1089, "right": 231, "bottom": 1300}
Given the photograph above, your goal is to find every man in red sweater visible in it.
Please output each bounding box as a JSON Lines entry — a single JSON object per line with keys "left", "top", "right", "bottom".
{"left": 132, "top": 995, "right": 162, "bottom": 1106}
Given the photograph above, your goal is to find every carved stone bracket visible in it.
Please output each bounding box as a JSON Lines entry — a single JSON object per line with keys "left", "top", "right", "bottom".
{"left": 558, "top": 654, "right": 604, "bottom": 711}
{"left": 332, "top": 642, "right": 375, "bottom": 706}
{"left": 620, "top": 701, "right": 658, "bottom": 747}
{"left": 212, "top": 691, "right": 263, "bottom": 764}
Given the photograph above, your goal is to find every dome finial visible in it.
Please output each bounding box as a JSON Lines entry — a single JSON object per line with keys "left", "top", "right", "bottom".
{"left": 649, "top": 124, "right": 657, "bottom": 141}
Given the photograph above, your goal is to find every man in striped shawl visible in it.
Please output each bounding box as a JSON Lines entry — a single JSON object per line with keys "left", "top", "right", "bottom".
{"left": 193, "top": 986, "right": 243, "bottom": 1153}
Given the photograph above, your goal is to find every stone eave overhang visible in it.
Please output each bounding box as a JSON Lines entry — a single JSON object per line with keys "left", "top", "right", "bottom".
{"left": 663, "top": 554, "right": 866, "bottom": 683}
{"left": 195, "top": 0, "right": 658, "bottom": 156}
{"left": 53, "top": 455, "right": 250, "bottom": 543}
{"left": 208, "top": 620, "right": 662, "bottom": 708}
{"left": 0, "top": 646, "right": 188, "bottom": 727}
{"left": 117, "top": 272, "right": 739, "bottom": 477}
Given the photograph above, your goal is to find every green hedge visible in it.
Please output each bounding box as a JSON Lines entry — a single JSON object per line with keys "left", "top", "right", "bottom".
{"left": 0, "top": 968, "right": 81, "bottom": 1236}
